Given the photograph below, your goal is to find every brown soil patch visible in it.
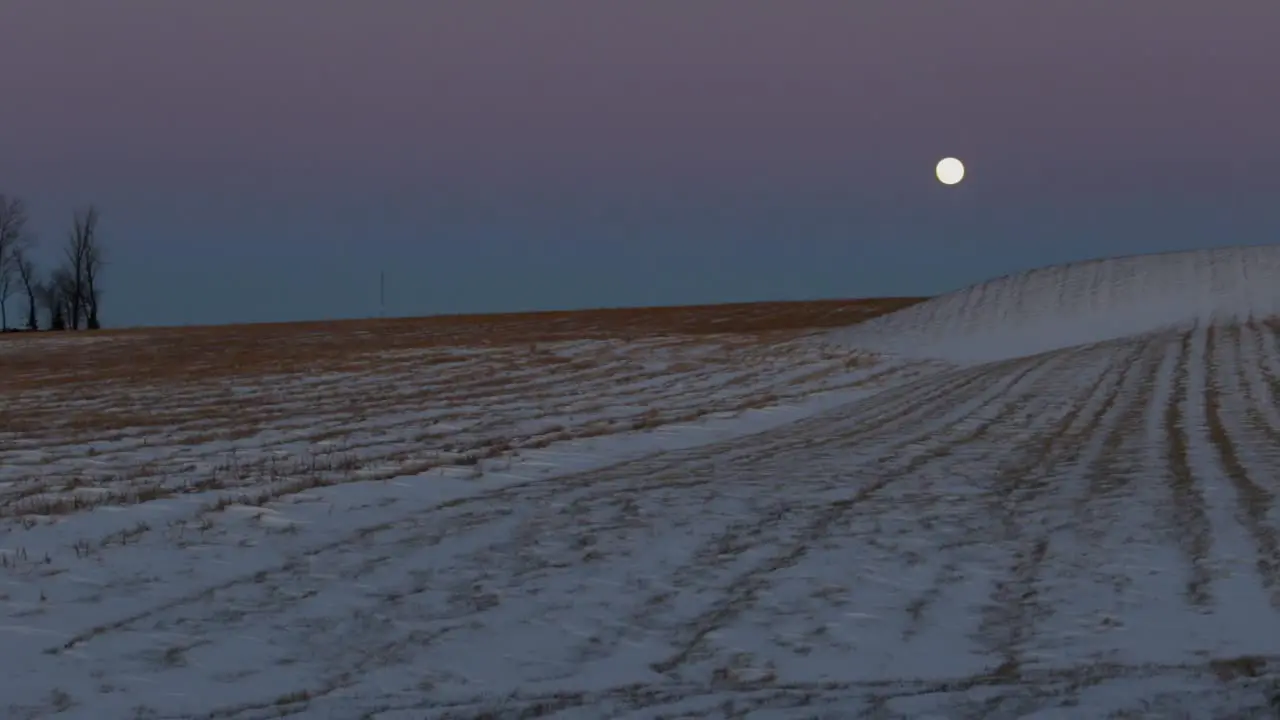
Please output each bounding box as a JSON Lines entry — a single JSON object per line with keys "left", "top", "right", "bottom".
{"left": 0, "top": 297, "right": 923, "bottom": 392}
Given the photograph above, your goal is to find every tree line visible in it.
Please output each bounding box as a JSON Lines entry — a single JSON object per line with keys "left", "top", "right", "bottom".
{"left": 0, "top": 194, "right": 106, "bottom": 332}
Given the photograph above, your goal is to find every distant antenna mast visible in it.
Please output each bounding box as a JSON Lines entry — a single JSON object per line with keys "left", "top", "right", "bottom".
{"left": 379, "top": 270, "right": 386, "bottom": 318}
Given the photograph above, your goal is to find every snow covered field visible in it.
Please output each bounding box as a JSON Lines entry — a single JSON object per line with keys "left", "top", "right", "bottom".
{"left": 4, "top": 254, "right": 1280, "bottom": 718}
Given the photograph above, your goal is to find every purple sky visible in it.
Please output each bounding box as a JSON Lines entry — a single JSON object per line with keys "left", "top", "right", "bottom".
{"left": 2, "top": 1, "right": 1278, "bottom": 326}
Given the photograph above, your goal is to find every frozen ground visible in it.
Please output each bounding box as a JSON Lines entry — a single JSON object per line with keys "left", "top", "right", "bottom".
{"left": 3, "top": 269, "right": 1280, "bottom": 718}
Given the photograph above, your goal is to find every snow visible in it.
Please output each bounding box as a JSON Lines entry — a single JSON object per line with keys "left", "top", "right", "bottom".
{"left": 5, "top": 249, "right": 1280, "bottom": 717}
{"left": 830, "top": 243, "right": 1280, "bottom": 363}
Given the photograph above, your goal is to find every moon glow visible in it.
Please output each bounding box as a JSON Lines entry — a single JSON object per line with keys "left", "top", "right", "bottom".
{"left": 936, "top": 157, "right": 965, "bottom": 185}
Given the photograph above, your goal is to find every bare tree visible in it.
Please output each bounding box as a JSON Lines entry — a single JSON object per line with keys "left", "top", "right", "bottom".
{"left": 62, "top": 205, "right": 104, "bottom": 330}
{"left": 13, "top": 245, "right": 39, "bottom": 330}
{"left": 84, "top": 228, "right": 104, "bottom": 330}
{"left": 41, "top": 271, "right": 72, "bottom": 331}
{"left": 0, "top": 194, "right": 30, "bottom": 330}
{"left": 0, "top": 257, "right": 10, "bottom": 330}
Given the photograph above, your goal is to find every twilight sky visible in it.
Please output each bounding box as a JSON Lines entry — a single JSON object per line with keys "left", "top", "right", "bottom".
{"left": 1, "top": 1, "right": 1278, "bottom": 327}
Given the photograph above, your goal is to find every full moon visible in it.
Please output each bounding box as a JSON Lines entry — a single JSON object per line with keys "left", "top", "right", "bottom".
{"left": 936, "top": 157, "right": 965, "bottom": 185}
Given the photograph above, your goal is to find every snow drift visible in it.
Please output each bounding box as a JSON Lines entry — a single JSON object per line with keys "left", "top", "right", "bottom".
{"left": 832, "top": 244, "right": 1280, "bottom": 363}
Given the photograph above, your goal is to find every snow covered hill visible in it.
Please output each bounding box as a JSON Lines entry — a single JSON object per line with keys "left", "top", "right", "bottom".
{"left": 831, "top": 244, "right": 1280, "bottom": 363}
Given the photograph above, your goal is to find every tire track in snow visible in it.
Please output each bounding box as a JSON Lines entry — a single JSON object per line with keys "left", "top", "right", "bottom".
{"left": 547, "top": 353, "right": 1055, "bottom": 507}
{"left": 714, "top": 351, "right": 1074, "bottom": 476}
{"left": 32, "top": 353, "right": 931, "bottom": 661}
{"left": 900, "top": 342, "right": 1145, "bottom": 646}
{"left": 60, "top": 354, "right": 1014, "bottom": 708}
{"left": 343, "top": 654, "right": 1280, "bottom": 720}
{"left": 1051, "top": 334, "right": 1171, "bottom": 635}
{"left": 973, "top": 340, "right": 1151, "bottom": 679}
{"left": 1264, "top": 318, "right": 1280, "bottom": 399}
{"left": 816, "top": 355, "right": 1050, "bottom": 453}
{"left": 1163, "top": 327, "right": 1214, "bottom": 609}
{"left": 563, "top": 358, "right": 1053, "bottom": 672}
{"left": 1245, "top": 321, "right": 1280, "bottom": 445}
{"left": 32, "top": 357, "right": 961, "bottom": 679}
{"left": 509, "top": 356, "right": 1077, "bottom": 672}
{"left": 1204, "top": 324, "right": 1280, "bottom": 603}
{"left": 566, "top": 347, "right": 1098, "bottom": 681}
{"left": 1076, "top": 336, "right": 1168, "bottom": 503}
{"left": 643, "top": 351, "right": 1084, "bottom": 678}
{"left": 701, "top": 354, "right": 1033, "bottom": 467}
{"left": 865, "top": 347, "right": 1100, "bottom": 478}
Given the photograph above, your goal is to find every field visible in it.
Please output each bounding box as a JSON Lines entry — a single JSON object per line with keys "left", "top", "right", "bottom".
{"left": 4, "top": 268, "right": 1280, "bottom": 719}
